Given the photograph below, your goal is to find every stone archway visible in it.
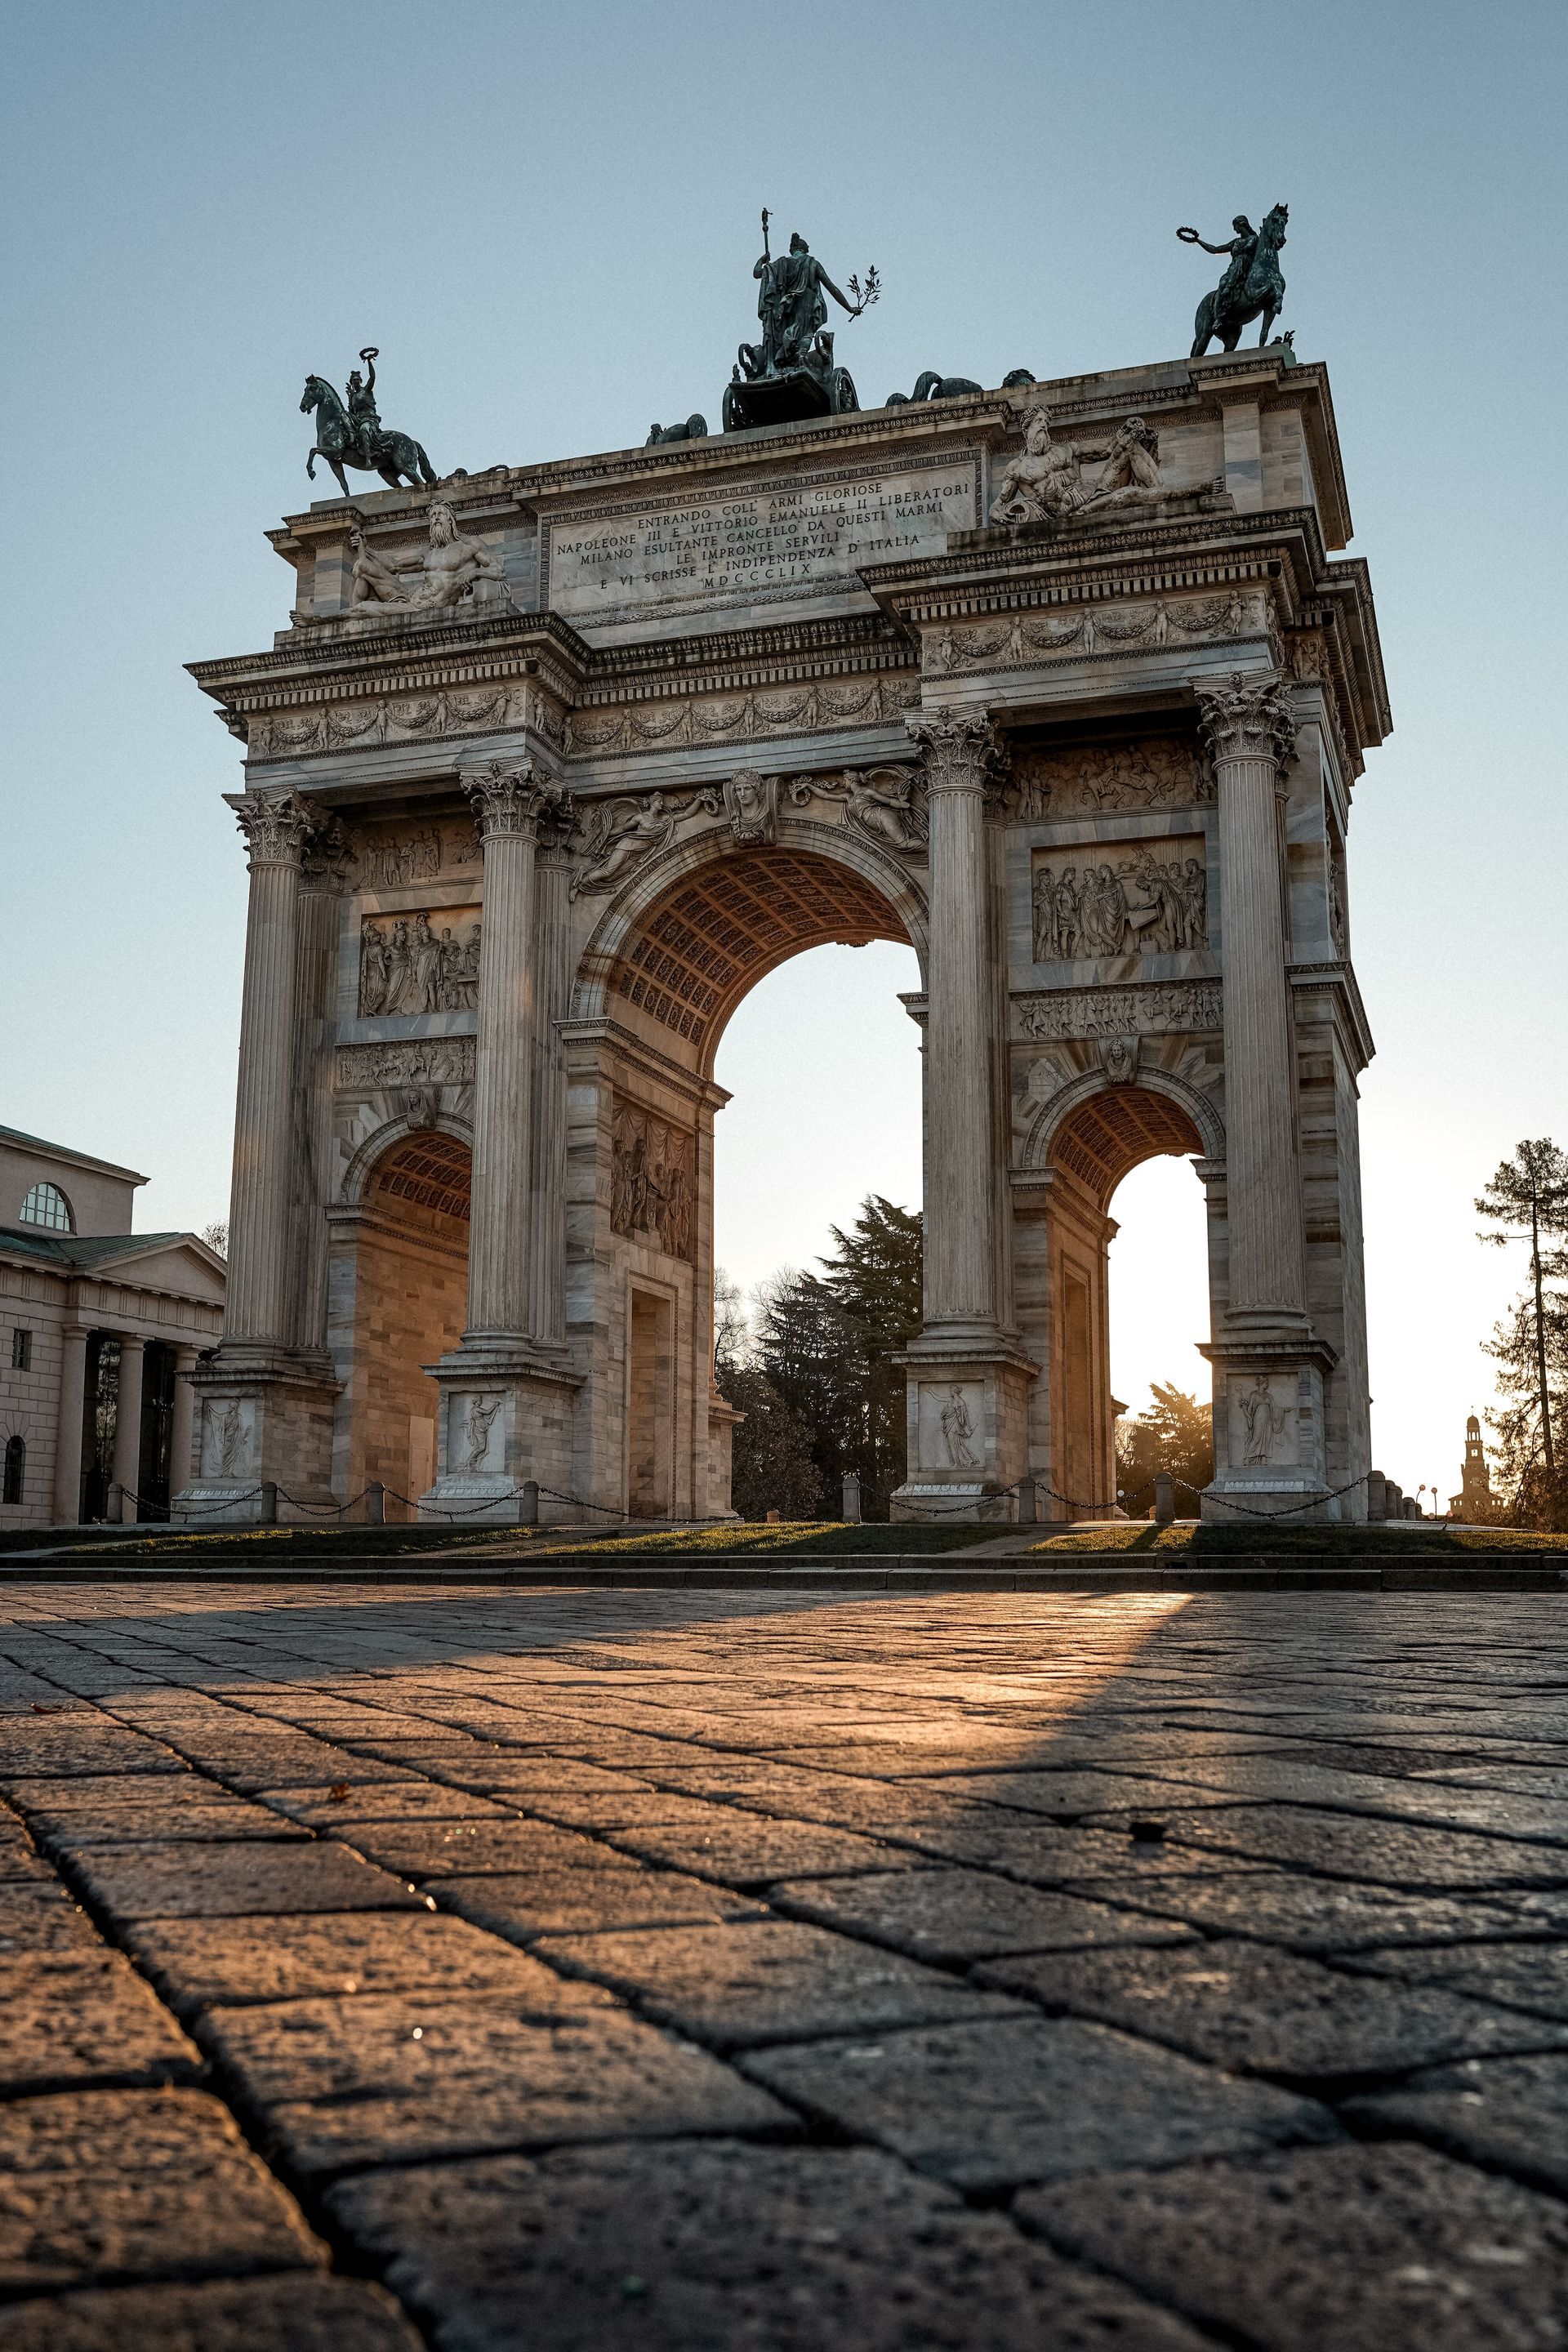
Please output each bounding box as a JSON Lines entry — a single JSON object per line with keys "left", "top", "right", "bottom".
{"left": 1015, "top": 1078, "right": 1214, "bottom": 1521}
{"left": 339, "top": 1126, "right": 471, "bottom": 1517}
{"left": 567, "top": 829, "right": 925, "bottom": 1521}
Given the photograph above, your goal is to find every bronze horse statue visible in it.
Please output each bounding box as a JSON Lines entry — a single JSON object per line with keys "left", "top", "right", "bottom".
{"left": 1187, "top": 203, "right": 1288, "bottom": 356}
{"left": 301, "top": 376, "right": 439, "bottom": 496}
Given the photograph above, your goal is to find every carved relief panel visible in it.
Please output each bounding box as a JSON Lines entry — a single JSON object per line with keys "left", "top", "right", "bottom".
{"left": 1009, "top": 736, "right": 1212, "bottom": 820}
{"left": 353, "top": 822, "right": 481, "bottom": 889}
{"left": 358, "top": 908, "right": 481, "bottom": 1016}
{"left": 610, "top": 1096, "right": 696, "bottom": 1263}
{"left": 1031, "top": 838, "right": 1207, "bottom": 962}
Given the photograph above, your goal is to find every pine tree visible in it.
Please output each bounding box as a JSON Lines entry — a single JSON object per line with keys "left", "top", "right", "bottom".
{"left": 816, "top": 1196, "right": 924, "bottom": 1511}
{"left": 1115, "top": 1382, "right": 1214, "bottom": 1512}
{"left": 1477, "top": 1140, "right": 1568, "bottom": 1493}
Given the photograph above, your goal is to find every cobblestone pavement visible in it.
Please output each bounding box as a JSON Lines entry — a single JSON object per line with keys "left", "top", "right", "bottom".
{"left": 2, "top": 1582, "right": 1567, "bottom": 2349}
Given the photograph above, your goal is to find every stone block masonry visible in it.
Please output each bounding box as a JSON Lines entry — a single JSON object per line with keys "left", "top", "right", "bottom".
{"left": 0, "top": 1583, "right": 1566, "bottom": 2343}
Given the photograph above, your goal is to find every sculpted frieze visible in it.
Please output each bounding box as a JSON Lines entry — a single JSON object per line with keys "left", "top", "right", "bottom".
{"left": 988, "top": 403, "right": 1223, "bottom": 530}
{"left": 337, "top": 1038, "right": 476, "bottom": 1091}
{"left": 571, "top": 762, "right": 927, "bottom": 899}
{"left": 358, "top": 909, "right": 481, "bottom": 1015}
{"left": 1032, "top": 844, "right": 1207, "bottom": 961}
{"left": 610, "top": 1097, "right": 695, "bottom": 1263}
{"left": 1013, "top": 982, "right": 1222, "bottom": 1041}
{"left": 925, "top": 590, "right": 1268, "bottom": 683}
{"left": 1008, "top": 735, "right": 1213, "bottom": 820}
{"left": 567, "top": 674, "right": 916, "bottom": 758}
{"left": 247, "top": 679, "right": 566, "bottom": 763}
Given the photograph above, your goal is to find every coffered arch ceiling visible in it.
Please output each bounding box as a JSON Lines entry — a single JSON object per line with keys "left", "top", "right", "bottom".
{"left": 609, "top": 848, "right": 912, "bottom": 1069}
{"left": 1049, "top": 1086, "right": 1203, "bottom": 1210}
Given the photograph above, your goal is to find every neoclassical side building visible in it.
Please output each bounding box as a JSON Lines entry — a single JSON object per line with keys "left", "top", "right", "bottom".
{"left": 180, "top": 346, "right": 1387, "bottom": 1525}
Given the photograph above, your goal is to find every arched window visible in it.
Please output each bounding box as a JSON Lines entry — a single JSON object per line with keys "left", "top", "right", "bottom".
{"left": 18, "top": 1183, "right": 72, "bottom": 1233}
{"left": 2, "top": 1437, "right": 23, "bottom": 1506}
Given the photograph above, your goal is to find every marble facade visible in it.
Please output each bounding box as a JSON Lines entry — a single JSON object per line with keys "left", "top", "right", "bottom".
{"left": 180, "top": 346, "right": 1387, "bottom": 1526}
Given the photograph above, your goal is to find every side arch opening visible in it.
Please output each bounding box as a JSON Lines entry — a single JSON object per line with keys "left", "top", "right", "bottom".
{"left": 349, "top": 1128, "right": 471, "bottom": 1517}
{"left": 1042, "top": 1084, "right": 1208, "bottom": 1519}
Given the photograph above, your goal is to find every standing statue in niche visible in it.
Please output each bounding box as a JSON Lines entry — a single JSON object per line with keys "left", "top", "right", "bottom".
{"left": 1239, "top": 1378, "right": 1288, "bottom": 1466}
{"left": 1179, "top": 206, "right": 1289, "bottom": 354}
{"left": 939, "top": 1388, "right": 979, "bottom": 1471}
{"left": 461, "top": 1395, "right": 502, "bottom": 1472}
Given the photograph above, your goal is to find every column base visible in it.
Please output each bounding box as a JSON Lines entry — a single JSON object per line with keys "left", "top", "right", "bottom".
{"left": 422, "top": 1339, "right": 583, "bottom": 1525}
{"left": 891, "top": 1336, "right": 1039, "bottom": 1524}
{"left": 1198, "top": 1321, "right": 1351, "bottom": 1525}
{"left": 172, "top": 1348, "right": 341, "bottom": 1526}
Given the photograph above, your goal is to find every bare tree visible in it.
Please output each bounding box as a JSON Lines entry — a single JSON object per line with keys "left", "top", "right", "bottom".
{"left": 200, "top": 1222, "right": 229, "bottom": 1258}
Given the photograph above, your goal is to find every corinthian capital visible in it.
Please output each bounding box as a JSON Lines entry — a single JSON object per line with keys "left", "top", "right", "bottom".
{"left": 1196, "top": 671, "right": 1298, "bottom": 768}
{"left": 906, "top": 707, "right": 1003, "bottom": 798}
{"left": 230, "top": 791, "right": 316, "bottom": 870}
{"left": 460, "top": 760, "right": 570, "bottom": 844}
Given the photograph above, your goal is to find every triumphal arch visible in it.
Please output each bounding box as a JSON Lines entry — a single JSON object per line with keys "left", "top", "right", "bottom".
{"left": 179, "top": 305, "right": 1387, "bottom": 1526}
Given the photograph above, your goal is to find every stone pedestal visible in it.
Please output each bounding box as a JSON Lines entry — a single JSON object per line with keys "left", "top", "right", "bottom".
{"left": 1196, "top": 675, "right": 1338, "bottom": 1520}
{"left": 422, "top": 1346, "right": 581, "bottom": 1521}
{"left": 893, "top": 1352, "right": 1037, "bottom": 1522}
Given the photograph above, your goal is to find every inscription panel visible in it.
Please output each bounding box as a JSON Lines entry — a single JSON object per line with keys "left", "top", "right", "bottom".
{"left": 544, "top": 454, "right": 981, "bottom": 626}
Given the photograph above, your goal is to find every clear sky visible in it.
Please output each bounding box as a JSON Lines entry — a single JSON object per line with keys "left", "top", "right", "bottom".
{"left": 3, "top": 1, "right": 1564, "bottom": 1494}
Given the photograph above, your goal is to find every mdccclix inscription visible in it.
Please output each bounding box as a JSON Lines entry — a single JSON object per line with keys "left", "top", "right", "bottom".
{"left": 546, "top": 464, "right": 977, "bottom": 620}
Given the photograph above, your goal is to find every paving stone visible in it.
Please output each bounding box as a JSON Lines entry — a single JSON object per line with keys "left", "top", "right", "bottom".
{"left": 342, "top": 1735, "right": 493, "bottom": 1765}
{"left": 66, "top": 1838, "right": 424, "bottom": 1921}
{"left": 931, "top": 1769, "right": 1227, "bottom": 1823}
{"left": 1345, "top": 1938, "right": 1568, "bottom": 2022}
{"left": 1160, "top": 1802, "right": 1568, "bottom": 1889}
{"left": 0, "top": 1724, "right": 186, "bottom": 1784}
{"left": 1347, "top": 2051, "right": 1568, "bottom": 2198}
{"left": 768, "top": 1867, "right": 1198, "bottom": 1964}
{"left": 341, "top": 1818, "right": 641, "bottom": 1878}
{"left": 0, "top": 1882, "right": 100, "bottom": 1954}
{"left": 1022, "top": 2140, "right": 1568, "bottom": 2352}
{"left": 607, "top": 1815, "right": 924, "bottom": 1888}
{"left": 0, "top": 1953, "right": 200, "bottom": 2093}
{"left": 0, "top": 2087, "right": 320, "bottom": 2295}
{"left": 325, "top": 2138, "right": 1213, "bottom": 2351}
{"left": 510, "top": 1786, "right": 738, "bottom": 1830}
{"left": 123, "top": 1909, "right": 575, "bottom": 2013}
{"left": 975, "top": 1938, "right": 1568, "bottom": 2090}
{"left": 258, "top": 1781, "right": 514, "bottom": 1828}
{"left": 437, "top": 1868, "right": 768, "bottom": 1941}
{"left": 29, "top": 1797, "right": 309, "bottom": 1849}
{"left": 203, "top": 1995, "right": 790, "bottom": 2176}
{"left": 532, "top": 1919, "right": 1027, "bottom": 2050}
{"left": 1056, "top": 1869, "right": 1539, "bottom": 1953}
{"left": 5, "top": 1771, "right": 212, "bottom": 1813}
{"left": 0, "top": 1833, "right": 56, "bottom": 1886}
{"left": 426, "top": 1757, "right": 657, "bottom": 1798}
{"left": 0, "top": 2271, "right": 425, "bottom": 2350}
{"left": 160, "top": 1740, "right": 415, "bottom": 1793}
{"left": 743, "top": 2014, "right": 1336, "bottom": 2191}
{"left": 1147, "top": 1755, "right": 1568, "bottom": 1844}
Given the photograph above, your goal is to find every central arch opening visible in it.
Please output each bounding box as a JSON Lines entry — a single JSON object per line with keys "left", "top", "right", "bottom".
{"left": 1045, "top": 1084, "right": 1209, "bottom": 1517}
{"left": 596, "top": 840, "right": 924, "bottom": 1521}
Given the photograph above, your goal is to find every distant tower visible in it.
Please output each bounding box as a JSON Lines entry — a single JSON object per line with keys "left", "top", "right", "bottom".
{"left": 1450, "top": 1414, "right": 1493, "bottom": 1520}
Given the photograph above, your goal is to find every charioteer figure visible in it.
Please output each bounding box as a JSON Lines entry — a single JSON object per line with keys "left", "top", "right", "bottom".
{"left": 723, "top": 210, "right": 878, "bottom": 433}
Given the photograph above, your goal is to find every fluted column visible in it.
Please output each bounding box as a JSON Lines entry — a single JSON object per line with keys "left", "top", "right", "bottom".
{"left": 224, "top": 793, "right": 315, "bottom": 1348}
{"left": 461, "top": 762, "right": 560, "bottom": 1339}
{"left": 169, "top": 1347, "right": 198, "bottom": 1499}
{"left": 52, "top": 1323, "right": 88, "bottom": 1526}
{"left": 909, "top": 710, "right": 1002, "bottom": 1339}
{"left": 529, "top": 795, "right": 577, "bottom": 1349}
{"left": 1198, "top": 673, "right": 1307, "bottom": 1324}
{"left": 110, "top": 1336, "right": 145, "bottom": 1521}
